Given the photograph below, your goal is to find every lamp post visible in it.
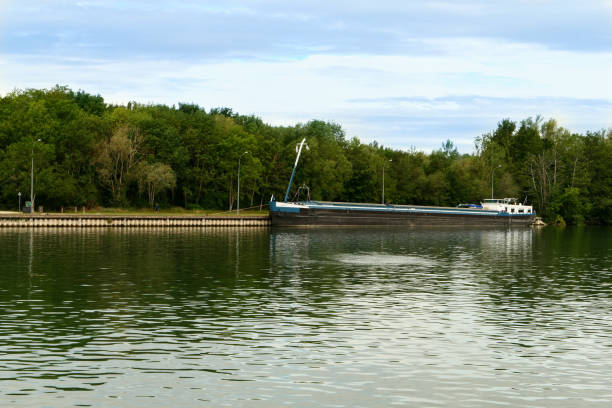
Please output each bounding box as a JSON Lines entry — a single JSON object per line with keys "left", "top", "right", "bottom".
{"left": 491, "top": 164, "right": 501, "bottom": 199}
{"left": 18, "top": 192, "right": 21, "bottom": 213}
{"left": 382, "top": 159, "right": 392, "bottom": 204}
{"left": 30, "top": 138, "right": 41, "bottom": 213}
{"left": 237, "top": 151, "right": 248, "bottom": 215}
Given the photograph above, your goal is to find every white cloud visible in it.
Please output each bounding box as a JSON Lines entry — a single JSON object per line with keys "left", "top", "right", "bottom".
{"left": 1, "top": 1, "right": 611, "bottom": 151}
{"left": 2, "top": 37, "right": 611, "bottom": 153}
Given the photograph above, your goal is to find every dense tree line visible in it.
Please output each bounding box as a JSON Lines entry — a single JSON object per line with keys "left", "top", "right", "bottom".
{"left": 0, "top": 86, "right": 610, "bottom": 224}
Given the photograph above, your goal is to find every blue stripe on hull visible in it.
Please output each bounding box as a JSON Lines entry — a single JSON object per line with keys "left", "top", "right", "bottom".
{"left": 270, "top": 201, "right": 534, "bottom": 219}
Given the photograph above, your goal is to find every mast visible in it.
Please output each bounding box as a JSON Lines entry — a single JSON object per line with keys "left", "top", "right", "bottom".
{"left": 284, "top": 138, "right": 308, "bottom": 202}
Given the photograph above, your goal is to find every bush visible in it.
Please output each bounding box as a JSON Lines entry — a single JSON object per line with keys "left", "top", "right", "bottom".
{"left": 554, "top": 214, "right": 566, "bottom": 227}
{"left": 550, "top": 187, "right": 589, "bottom": 225}
{"left": 185, "top": 203, "right": 204, "bottom": 211}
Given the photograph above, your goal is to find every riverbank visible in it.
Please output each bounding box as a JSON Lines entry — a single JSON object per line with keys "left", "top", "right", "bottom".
{"left": 0, "top": 213, "right": 270, "bottom": 227}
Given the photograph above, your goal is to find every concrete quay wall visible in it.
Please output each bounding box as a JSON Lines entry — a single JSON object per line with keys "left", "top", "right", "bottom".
{"left": 0, "top": 215, "right": 271, "bottom": 228}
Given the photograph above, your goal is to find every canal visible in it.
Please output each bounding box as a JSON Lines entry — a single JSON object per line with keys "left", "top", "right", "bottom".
{"left": 1, "top": 227, "right": 610, "bottom": 407}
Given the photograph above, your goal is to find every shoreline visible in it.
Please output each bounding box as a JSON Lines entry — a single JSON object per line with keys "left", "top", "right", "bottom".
{"left": 0, "top": 213, "right": 271, "bottom": 227}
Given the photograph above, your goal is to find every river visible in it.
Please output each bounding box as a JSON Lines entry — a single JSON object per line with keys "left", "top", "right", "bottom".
{"left": 1, "top": 227, "right": 611, "bottom": 407}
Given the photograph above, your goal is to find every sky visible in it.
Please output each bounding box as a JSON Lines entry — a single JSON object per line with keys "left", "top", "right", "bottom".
{"left": 1, "top": 0, "right": 611, "bottom": 152}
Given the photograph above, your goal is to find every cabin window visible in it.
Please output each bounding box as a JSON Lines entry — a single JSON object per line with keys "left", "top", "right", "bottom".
{"left": 518, "top": 209, "right": 524, "bottom": 213}
{"left": 511, "top": 208, "right": 515, "bottom": 213}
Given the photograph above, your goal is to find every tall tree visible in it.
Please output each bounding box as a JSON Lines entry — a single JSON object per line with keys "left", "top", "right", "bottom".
{"left": 135, "top": 162, "right": 176, "bottom": 206}
{"left": 95, "top": 125, "right": 143, "bottom": 205}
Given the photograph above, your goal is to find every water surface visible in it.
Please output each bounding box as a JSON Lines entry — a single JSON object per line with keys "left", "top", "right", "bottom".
{"left": 1, "top": 227, "right": 611, "bottom": 407}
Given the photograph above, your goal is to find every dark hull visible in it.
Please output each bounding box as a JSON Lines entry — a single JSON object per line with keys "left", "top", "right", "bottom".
{"left": 270, "top": 207, "right": 535, "bottom": 227}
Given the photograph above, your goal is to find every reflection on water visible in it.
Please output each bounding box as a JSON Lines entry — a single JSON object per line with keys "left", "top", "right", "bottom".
{"left": 335, "top": 253, "right": 438, "bottom": 267}
{"left": 0, "top": 227, "right": 611, "bottom": 407}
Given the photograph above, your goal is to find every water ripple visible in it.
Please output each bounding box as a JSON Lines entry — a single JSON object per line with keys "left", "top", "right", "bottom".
{"left": 0, "top": 227, "right": 610, "bottom": 406}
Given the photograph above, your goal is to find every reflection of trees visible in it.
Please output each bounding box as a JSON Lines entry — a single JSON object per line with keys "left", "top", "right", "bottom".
{"left": 471, "top": 227, "right": 612, "bottom": 347}
{"left": 2, "top": 227, "right": 610, "bottom": 362}
{"left": 0, "top": 228, "right": 271, "bottom": 346}
{"left": 483, "top": 228, "right": 610, "bottom": 303}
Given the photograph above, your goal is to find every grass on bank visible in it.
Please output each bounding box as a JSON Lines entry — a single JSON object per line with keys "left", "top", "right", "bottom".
{"left": 32, "top": 206, "right": 269, "bottom": 217}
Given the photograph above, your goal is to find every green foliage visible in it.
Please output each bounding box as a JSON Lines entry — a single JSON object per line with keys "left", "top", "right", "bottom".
{"left": 0, "top": 87, "right": 610, "bottom": 224}
{"left": 94, "top": 125, "right": 143, "bottom": 206}
{"left": 554, "top": 214, "right": 567, "bottom": 227}
{"left": 135, "top": 162, "right": 176, "bottom": 205}
{"left": 477, "top": 118, "right": 611, "bottom": 224}
{"left": 550, "top": 187, "right": 589, "bottom": 225}
{"left": 296, "top": 120, "right": 351, "bottom": 201}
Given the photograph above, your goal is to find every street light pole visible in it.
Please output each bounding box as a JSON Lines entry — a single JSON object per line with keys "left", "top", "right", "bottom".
{"left": 31, "top": 146, "right": 34, "bottom": 213}
{"left": 30, "top": 139, "right": 41, "bottom": 213}
{"left": 491, "top": 164, "right": 501, "bottom": 199}
{"left": 237, "top": 151, "right": 248, "bottom": 215}
{"left": 382, "top": 159, "right": 392, "bottom": 204}
{"left": 18, "top": 192, "right": 21, "bottom": 213}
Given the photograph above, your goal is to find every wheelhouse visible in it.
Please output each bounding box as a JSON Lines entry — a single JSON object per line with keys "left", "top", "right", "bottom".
{"left": 481, "top": 198, "right": 533, "bottom": 214}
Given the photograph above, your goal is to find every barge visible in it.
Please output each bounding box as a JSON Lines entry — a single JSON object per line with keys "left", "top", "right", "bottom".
{"left": 270, "top": 198, "right": 536, "bottom": 226}
{"left": 269, "top": 138, "right": 536, "bottom": 227}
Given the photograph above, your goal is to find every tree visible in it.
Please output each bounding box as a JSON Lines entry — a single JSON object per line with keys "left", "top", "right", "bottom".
{"left": 550, "top": 187, "right": 590, "bottom": 225}
{"left": 583, "top": 130, "right": 612, "bottom": 223}
{"left": 294, "top": 120, "right": 352, "bottom": 201}
{"left": 95, "top": 125, "right": 143, "bottom": 205}
{"left": 135, "top": 162, "right": 176, "bottom": 206}
{"left": 343, "top": 139, "right": 379, "bottom": 203}
{"left": 0, "top": 139, "right": 54, "bottom": 206}
{"left": 1, "top": 86, "right": 610, "bottom": 223}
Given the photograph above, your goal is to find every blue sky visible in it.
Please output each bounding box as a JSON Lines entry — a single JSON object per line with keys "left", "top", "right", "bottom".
{"left": 1, "top": 0, "right": 611, "bottom": 152}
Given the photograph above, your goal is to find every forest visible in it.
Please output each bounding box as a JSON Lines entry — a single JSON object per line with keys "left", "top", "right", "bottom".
{"left": 0, "top": 86, "right": 610, "bottom": 224}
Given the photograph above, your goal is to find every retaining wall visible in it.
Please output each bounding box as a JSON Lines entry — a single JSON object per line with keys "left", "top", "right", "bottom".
{"left": 0, "top": 215, "right": 270, "bottom": 228}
